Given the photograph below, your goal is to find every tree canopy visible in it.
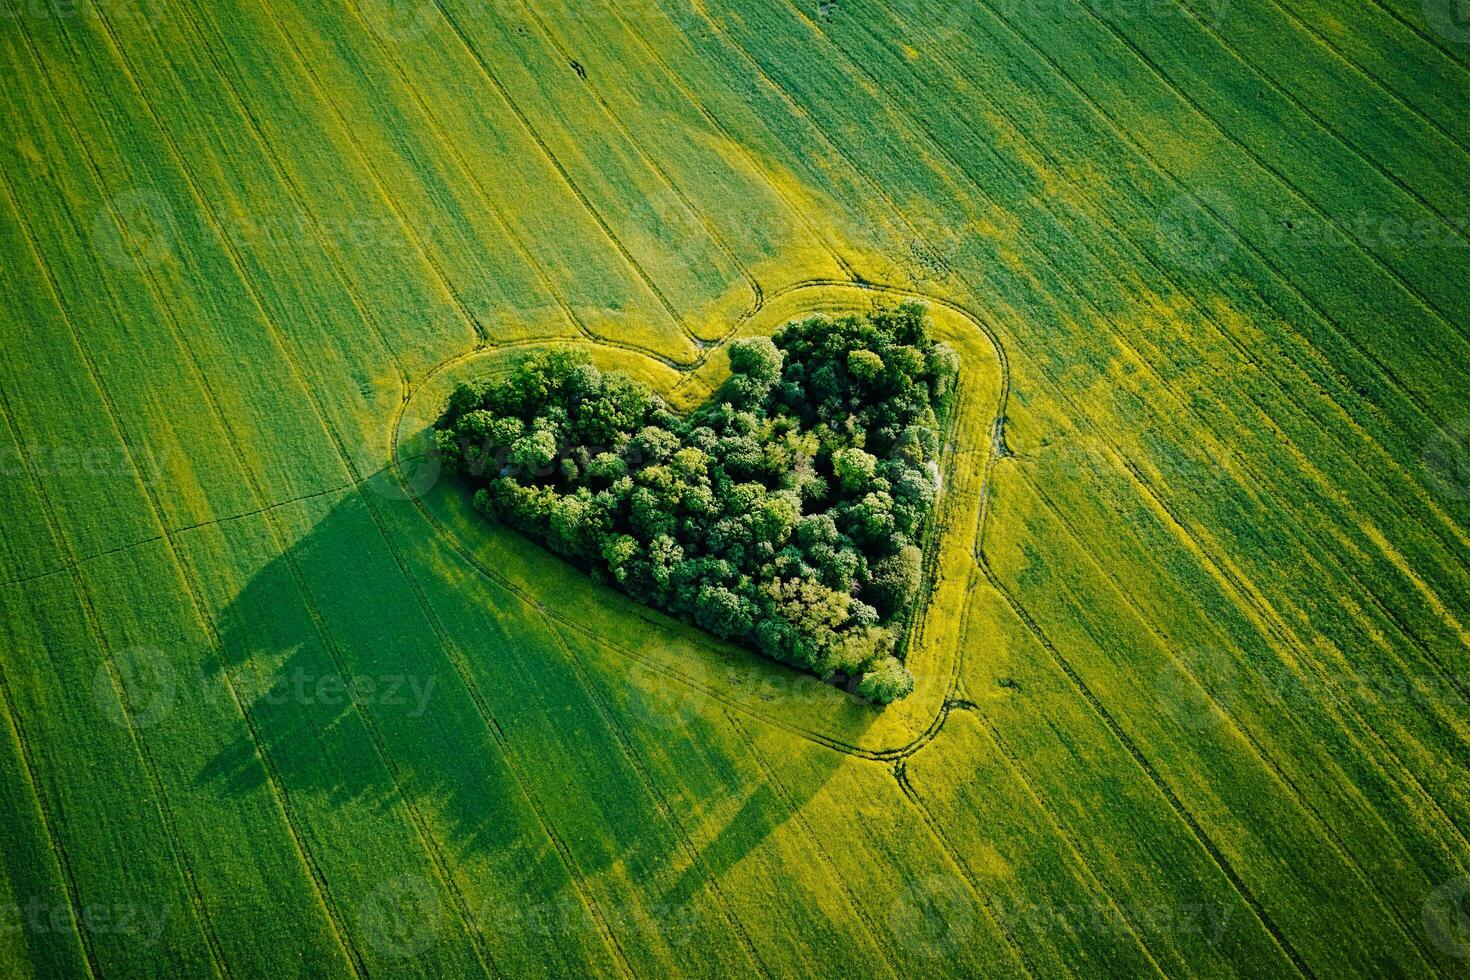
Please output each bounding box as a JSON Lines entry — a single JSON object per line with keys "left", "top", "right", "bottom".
{"left": 434, "top": 304, "right": 957, "bottom": 703}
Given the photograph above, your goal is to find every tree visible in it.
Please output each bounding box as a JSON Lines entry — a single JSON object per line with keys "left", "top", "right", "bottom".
{"left": 436, "top": 306, "right": 956, "bottom": 705}
{"left": 857, "top": 657, "right": 915, "bottom": 703}
{"left": 508, "top": 427, "right": 558, "bottom": 477}
{"left": 548, "top": 489, "right": 601, "bottom": 559}
{"left": 630, "top": 486, "right": 675, "bottom": 539}
{"left": 728, "top": 336, "right": 782, "bottom": 381}
{"left": 631, "top": 424, "right": 680, "bottom": 465}
{"left": 928, "top": 341, "right": 960, "bottom": 398}
{"left": 797, "top": 512, "right": 838, "bottom": 549}
{"left": 575, "top": 372, "right": 651, "bottom": 446}
{"left": 831, "top": 446, "right": 878, "bottom": 493}
{"left": 587, "top": 451, "right": 626, "bottom": 483}
{"left": 867, "top": 544, "right": 923, "bottom": 616}
{"left": 817, "top": 626, "right": 896, "bottom": 681}
{"left": 841, "top": 490, "right": 898, "bottom": 549}
{"left": 751, "top": 490, "right": 801, "bottom": 546}
{"left": 694, "top": 584, "right": 754, "bottom": 638}
{"left": 847, "top": 348, "right": 884, "bottom": 384}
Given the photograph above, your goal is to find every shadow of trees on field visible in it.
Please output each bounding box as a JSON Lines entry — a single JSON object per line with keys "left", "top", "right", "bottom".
{"left": 194, "top": 467, "right": 859, "bottom": 966}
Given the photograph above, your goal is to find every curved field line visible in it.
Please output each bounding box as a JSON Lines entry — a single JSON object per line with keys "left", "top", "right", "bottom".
{"left": 840, "top": 0, "right": 1470, "bottom": 601}
{"left": 789, "top": 0, "right": 1470, "bottom": 761}
{"left": 643, "top": 1, "right": 1020, "bottom": 413}
{"left": 14, "top": 3, "right": 1455, "bottom": 975}
{"left": 326, "top": 0, "right": 690, "bottom": 369}
{"left": 590, "top": 17, "right": 1440, "bottom": 963}
{"left": 800, "top": 0, "right": 1470, "bottom": 655}
{"left": 718, "top": 0, "right": 1462, "bottom": 643}
{"left": 148, "top": 31, "right": 637, "bottom": 966}
{"left": 899, "top": 1, "right": 1470, "bottom": 667}
{"left": 389, "top": 279, "right": 1007, "bottom": 763}
{"left": 905, "top": 135, "right": 1470, "bottom": 883}
{"left": 882, "top": 0, "right": 1470, "bottom": 636}
{"left": 92, "top": 9, "right": 666, "bottom": 971}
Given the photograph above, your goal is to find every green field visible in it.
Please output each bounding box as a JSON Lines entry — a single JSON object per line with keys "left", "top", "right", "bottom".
{"left": 2, "top": 0, "right": 1468, "bottom": 975}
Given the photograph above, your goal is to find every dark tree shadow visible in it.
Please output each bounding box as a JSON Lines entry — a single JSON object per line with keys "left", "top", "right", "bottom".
{"left": 193, "top": 469, "right": 856, "bottom": 966}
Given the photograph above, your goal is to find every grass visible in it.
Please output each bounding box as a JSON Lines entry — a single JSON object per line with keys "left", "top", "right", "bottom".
{"left": 0, "top": 0, "right": 1467, "bottom": 976}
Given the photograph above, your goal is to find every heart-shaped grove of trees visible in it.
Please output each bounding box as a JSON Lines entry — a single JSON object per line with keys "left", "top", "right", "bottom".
{"left": 432, "top": 304, "right": 958, "bottom": 703}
